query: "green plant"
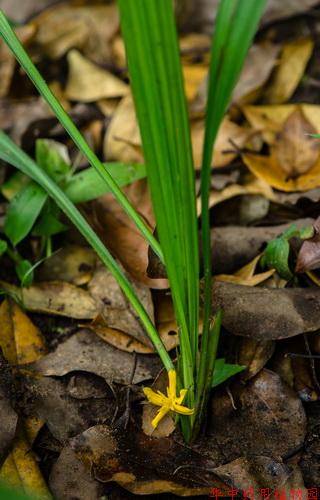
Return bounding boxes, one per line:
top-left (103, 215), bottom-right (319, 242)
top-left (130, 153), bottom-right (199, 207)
top-left (0, 0), bottom-right (265, 442)
top-left (1, 138), bottom-right (146, 285)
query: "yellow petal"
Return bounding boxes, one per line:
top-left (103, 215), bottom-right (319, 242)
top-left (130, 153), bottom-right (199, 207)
top-left (176, 389), bottom-right (188, 405)
top-left (143, 387), bottom-right (166, 407)
top-left (167, 369), bottom-right (177, 400)
top-left (151, 406), bottom-right (170, 429)
top-left (173, 403), bottom-right (194, 416)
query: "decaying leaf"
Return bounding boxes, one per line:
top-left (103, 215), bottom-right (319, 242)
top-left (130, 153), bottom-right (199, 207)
top-left (88, 265), bottom-right (154, 347)
top-left (31, 329), bottom-right (162, 385)
top-left (211, 281), bottom-right (320, 341)
top-left (0, 281), bottom-right (99, 319)
top-left (49, 448), bottom-right (103, 500)
top-left (31, 4), bottom-right (119, 63)
top-left (243, 109), bottom-right (320, 191)
top-left (237, 338), bottom-right (275, 381)
top-left (265, 38), bottom-right (314, 104)
top-left (65, 50), bottom-right (129, 103)
top-left (192, 43), bottom-right (280, 114)
top-left (296, 216), bottom-right (320, 273)
top-left (0, 352), bottom-right (18, 468)
top-left (37, 245), bottom-right (96, 286)
top-left (87, 179), bottom-right (168, 288)
top-left (215, 253), bottom-right (275, 286)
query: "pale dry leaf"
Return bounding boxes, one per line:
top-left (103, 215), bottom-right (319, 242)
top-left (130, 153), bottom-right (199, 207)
top-left (273, 108), bottom-right (320, 177)
top-left (265, 38), bottom-right (314, 104)
top-left (31, 4), bottom-right (119, 63)
top-left (215, 254), bottom-right (276, 286)
top-left (65, 50), bottom-right (129, 103)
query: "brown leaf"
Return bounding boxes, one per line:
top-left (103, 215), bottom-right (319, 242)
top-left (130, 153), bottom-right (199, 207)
top-left (49, 448), bottom-right (103, 500)
top-left (88, 179), bottom-right (168, 288)
top-left (237, 338), bottom-right (275, 381)
top-left (31, 329), bottom-right (162, 385)
top-left (0, 352), bottom-right (18, 468)
top-left (65, 50), bottom-right (129, 103)
top-left (215, 254), bottom-right (275, 287)
top-left (296, 216), bottom-right (320, 273)
top-left (211, 281), bottom-right (320, 341)
top-left (265, 38), bottom-right (314, 104)
top-left (88, 265), bottom-right (154, 348)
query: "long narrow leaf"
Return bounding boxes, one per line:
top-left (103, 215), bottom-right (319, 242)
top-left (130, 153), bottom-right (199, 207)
top-left (0, 10), bottom-right (163, 262)
top-left (0, 131), bottom-right (173, 372)
top-left (118, 0), bottom-right (199, 410)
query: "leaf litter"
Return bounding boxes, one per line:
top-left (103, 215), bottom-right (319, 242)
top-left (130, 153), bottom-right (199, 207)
top-left (1, 0), bottom-right (320, 497)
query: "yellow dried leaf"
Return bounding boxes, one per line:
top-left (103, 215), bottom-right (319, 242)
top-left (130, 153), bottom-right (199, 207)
top-left (0, 427), bottom-right (51, 500)
top-left (215, 254), bottom-right (275, 286)
top-left (65, 50), bottom-right (129, 103)
top-left (0, 300), bottom-right (46, 365)
top-left (242, 104), bottom-right (320, 144)
top-left (265, 38), bottom-right (314, 104)
top-left (182, 63), bottom-right (208, 102)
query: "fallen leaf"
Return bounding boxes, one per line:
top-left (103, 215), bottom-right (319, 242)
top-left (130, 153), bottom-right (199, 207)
top-left (88, 265), bottom-right (154, 347)
top-left (31, 329), bottom-right (162, 385)
top-left (296, 216), bottom-right (320, 272)
top-left (265, 38), bottom-right (314, 104)
top-left (87, 179), bottom-right (168, 288)
top-left (211, 219), bottom-right (315, 274)
top-left (0, 299), bottom-right (47, 364)
top-left (300, 402), bottom-right (320, 487)
top-left (191, 116), bottom-right (252, 169)
top-left (0, 352), bottom-right (18, 468)
top-left (192, 43), bottom-right (280, 113)
top-left (65, 50), bottom-right (129, 103)
top-left (243, 109), bottom-right (320, 191)
top-left (31, 4), bottom-right (119, 64)
top-left (37, 245), bottom-right (96, 286)
top-left (0, 281), bottom-right (99, 319)
top-left (237, 338), bottom-right (275, 381)
top-left (182, 63), bottom-right (208, 102)
top-left (215, 253), bottom-right (275, 286)
top-left (49, 448), bottom-right (103, 500)
top-left (0, 25), bottom-right (35, 98)
top-left (211, 281), bottom-right (320, 341)
top-left (242, 104), bottom-right (320, 145)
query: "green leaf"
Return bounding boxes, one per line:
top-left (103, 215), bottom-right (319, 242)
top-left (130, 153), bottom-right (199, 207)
top-left (118, 0), bottom-right (199, 407)
top-left (15, 259), bottom-right (34, 287)
top-left (0, 239), bottom-right (8, 256)
top-left (35, 139), bottom-right (70, 181)
top-left (63, 163), bottom-right (146, 203)
top-left (33, 207), bottom-right (67, 237)
top-left (261, 236), bottom-right (293, 280)
top-left (4, 181), bottom-right (48, 245)
top-left (212, 358), bottom-right (246, 388)
top-left (0, 483), bottom-right (33, 500)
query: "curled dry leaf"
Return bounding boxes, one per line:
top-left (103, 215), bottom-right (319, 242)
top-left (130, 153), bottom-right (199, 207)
top-left (211, 281), bottom-right (320, 341)
top-left (265, 38), bottom-right (314, 104)
top-left (31, 4), bottom-right (119, 63)
top-left (243, 109), bottom-right (320, 192)
top-left (65, 50), bottom-right (129, 103)
top-left (215, 254), bottom-right (275, 287)
top-left (31, 329), bottom-right (162, 385)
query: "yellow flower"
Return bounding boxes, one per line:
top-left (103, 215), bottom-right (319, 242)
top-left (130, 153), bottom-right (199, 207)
top-left (143, 369), bottom-right (194, 429)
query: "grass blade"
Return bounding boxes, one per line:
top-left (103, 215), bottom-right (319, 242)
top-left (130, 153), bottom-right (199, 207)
top-left (118, 2), bottom-right (199, 426)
